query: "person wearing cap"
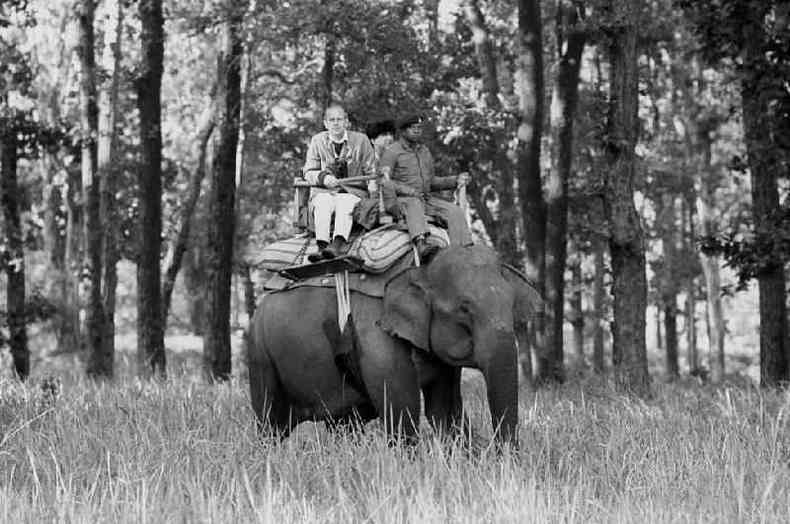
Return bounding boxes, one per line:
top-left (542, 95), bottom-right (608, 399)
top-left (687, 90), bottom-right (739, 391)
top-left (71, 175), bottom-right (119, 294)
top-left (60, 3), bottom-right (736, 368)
top-left (303, 103), bottom-right (376, 262)
top-left (378, 114), bottom-right (472, 258)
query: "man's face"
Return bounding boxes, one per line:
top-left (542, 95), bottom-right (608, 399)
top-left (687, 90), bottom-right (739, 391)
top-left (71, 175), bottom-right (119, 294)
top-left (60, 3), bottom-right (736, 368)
top-left (324, 108), bottom-right (348, 138)
top-left (402, 122), bottom-right (423, 142)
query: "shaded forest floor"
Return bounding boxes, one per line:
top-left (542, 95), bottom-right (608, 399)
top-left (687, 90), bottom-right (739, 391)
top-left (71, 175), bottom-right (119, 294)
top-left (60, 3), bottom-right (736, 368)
top-left (1, 356), bottom-right (789, 523)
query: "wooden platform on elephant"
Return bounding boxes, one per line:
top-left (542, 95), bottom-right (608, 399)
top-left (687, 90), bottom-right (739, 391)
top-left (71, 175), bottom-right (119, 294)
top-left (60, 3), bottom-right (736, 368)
top-left (278, 255), bottom-right (365, 281)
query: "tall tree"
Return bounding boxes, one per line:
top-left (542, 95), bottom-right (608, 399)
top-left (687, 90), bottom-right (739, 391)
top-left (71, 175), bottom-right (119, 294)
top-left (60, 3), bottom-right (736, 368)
top-left (679, 0), bottom-right (790, 386)
top-left (162, 102), bottom-right (215, 325)
top-left (136, 0), bottom-right (166, 377)
top-left (1, 124), bottom-right (29, 379)
top-left (98, 0), bottom-right (124, 373)
top-left (657, 192), bottom-right (680, 378)
top-left (602, 0), bottom-right (650, 395)
top-left (695, 117), bottom-right (725, 381)
top-left (77, 0), bottom-right (108, 378)
top-left (740, 6), bottom-right (789, 386)
top-left (545, 0), bottom-right (586, 383)
top-left (516, 0), bottom-right (549, 380)
top-left (203, 3), bottom-right (244, 381)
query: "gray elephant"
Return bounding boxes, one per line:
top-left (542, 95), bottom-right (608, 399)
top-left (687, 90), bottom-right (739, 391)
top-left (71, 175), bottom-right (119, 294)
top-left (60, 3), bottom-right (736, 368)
top-left (247, 244), bottom-right (541, 444)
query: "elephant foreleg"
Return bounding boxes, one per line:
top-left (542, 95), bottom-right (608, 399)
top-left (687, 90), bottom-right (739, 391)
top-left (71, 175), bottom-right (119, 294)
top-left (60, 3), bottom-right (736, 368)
top-left (422, 366), bottom-right (469, 438)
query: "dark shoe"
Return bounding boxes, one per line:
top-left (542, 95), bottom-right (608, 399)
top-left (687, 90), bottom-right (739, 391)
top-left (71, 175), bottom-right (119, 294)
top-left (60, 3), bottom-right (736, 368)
top-left (308, 241), bottom-right (329, 263)
top-left (322, 236), bottom-right (348, 259)
top-left (415, 238), bottom-right (439, 263)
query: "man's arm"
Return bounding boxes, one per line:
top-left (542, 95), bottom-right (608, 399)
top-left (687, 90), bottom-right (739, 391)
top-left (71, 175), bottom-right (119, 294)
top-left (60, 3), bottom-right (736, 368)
top-left (426, 150), bottom-right (458, 190)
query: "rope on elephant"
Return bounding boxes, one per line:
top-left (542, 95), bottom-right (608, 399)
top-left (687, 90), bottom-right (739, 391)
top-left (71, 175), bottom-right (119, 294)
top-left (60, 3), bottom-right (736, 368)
top-left (335, 270), bottom-right (351, 331)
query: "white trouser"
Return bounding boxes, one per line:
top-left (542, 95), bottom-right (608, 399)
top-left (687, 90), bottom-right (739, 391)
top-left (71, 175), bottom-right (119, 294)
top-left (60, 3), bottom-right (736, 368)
top-left (310, 192), bottom-right (361, 243)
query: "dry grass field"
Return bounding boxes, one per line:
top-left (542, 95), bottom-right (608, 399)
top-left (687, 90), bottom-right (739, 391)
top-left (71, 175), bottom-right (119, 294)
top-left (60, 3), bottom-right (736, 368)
top-left (2, 347), bottom-right (789, 523)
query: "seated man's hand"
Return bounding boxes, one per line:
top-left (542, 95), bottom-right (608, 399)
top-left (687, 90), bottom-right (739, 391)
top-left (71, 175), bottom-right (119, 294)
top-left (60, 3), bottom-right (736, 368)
top-left (457, 172), bottom-right (471, 187)
top-left (323, 174), bottom-right (339, 188)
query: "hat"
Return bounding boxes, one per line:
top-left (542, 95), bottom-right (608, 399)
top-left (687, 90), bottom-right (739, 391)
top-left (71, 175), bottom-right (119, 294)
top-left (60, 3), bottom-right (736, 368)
top-left (396, 113), bottom-right (423, 130)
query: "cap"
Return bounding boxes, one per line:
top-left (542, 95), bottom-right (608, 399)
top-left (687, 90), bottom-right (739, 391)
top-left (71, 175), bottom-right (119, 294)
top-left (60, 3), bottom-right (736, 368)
top-left (396, 113), bottom-right (423, 130)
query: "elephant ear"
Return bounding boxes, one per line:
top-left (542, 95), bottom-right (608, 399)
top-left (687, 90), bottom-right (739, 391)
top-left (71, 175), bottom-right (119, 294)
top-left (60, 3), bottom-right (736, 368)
top-left (379, 267), bottom-right (431, 351)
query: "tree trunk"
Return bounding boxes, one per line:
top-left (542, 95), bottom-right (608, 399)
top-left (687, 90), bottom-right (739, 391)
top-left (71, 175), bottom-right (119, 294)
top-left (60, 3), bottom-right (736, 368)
top-left (740, 15), bottom-right (789, 386)
top-left (592, 236), bottom-right (605, 373)
top-left (1, 133), bottom-right (29, 379)
top-left (659, 193), bottom-right (679, 379)
top-left (697, 127), bottom-right (725, 382)
top-left (78, 0), bottom-right (108, 378)
top-left (516, 0), bottom-right (549, 381)
top-left (184, 243), bottom-right (206, 335)
top-left (41, 155), bottom-right (75, 354)
top-left (63, 161), bottom-right (83, 353)
top-left (655, 306), bottom-right (662, 350)
top-left (98, 0), bottom-right (124, 378)
top-left (681, 197), bottom-right (698, 374)
top-left (602, 1), bottom-right (650, 396)
top-left (569, 256), bottom-right (584, 367)
top-left (203, 7), bottom-right (243, 382)
top-left (162, 105), bottom-right (215, 326)
top-left (545, 1), bottom-right (585, 383)
top-left (136, 0), bottom-right (166, 377)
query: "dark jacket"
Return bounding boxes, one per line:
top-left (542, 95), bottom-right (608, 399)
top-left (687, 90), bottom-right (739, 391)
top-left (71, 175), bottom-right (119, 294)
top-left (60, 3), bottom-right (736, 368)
top-left (378, 138), bottom-right (457, 197)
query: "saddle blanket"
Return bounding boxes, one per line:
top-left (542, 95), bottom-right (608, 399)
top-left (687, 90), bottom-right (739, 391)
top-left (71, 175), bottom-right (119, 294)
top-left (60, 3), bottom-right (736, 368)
top-left (251, 224), bottom-right (450, 274)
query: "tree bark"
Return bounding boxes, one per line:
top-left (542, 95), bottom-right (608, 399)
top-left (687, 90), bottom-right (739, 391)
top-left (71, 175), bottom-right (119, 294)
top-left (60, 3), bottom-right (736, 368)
top-left (696, 125), bottom-right (725, 382)
top-left (681, 197), bottom-right (698, 375)
top-left (740, 14), bottom-right (789, 386)
top-left (569, 256), bottom-right (584, 367)
top-left (1, 133), bottom-right (29, 379)
top-left (602, 1), bottom-right (650, 396)
top-left (592, 236), bottom-right (605, 373)
top-left (203, 7), bottom-right (243, 382)
top-left (136, 0), bottom-right (166, 377)
top-left (97, 0), bottom-right (124, 378)
top-left (184, 242), bottom-right (206, 335)
top-left (658, 193), bottom-right (679, 379)
top-left (77, 0), bottom-right (108, 378)
top-left (545, 0), bottom-right (585, 383)
top-left (516, 0), bottom-right (549, 381)
top-left (162, 105), bottom-right (215, 326)
top-left (64, 159), bottom-right (83, 353)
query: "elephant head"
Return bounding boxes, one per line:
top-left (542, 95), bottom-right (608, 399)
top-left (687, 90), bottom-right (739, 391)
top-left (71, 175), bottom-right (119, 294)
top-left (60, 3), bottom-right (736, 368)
top-left (379, 245), bottom-right (542, 443)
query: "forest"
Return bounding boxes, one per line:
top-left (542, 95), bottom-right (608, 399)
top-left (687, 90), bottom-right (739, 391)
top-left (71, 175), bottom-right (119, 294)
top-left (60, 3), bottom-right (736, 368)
top-left (1, 0), bottom-right (790, 521)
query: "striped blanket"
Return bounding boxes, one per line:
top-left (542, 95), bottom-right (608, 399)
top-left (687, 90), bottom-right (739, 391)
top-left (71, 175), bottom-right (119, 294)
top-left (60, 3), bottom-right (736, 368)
top-left (251, 224), bottom-right (450, 274)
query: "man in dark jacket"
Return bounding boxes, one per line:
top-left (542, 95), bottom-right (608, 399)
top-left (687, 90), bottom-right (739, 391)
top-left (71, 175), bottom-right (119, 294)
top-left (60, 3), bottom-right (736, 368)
top-left (379, 114), bottom-right (472, 258)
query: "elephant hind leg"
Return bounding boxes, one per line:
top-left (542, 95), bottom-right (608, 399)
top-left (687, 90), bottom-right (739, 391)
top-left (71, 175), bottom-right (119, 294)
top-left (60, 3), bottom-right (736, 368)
top-left (248, 343), bottom-right (295, 439)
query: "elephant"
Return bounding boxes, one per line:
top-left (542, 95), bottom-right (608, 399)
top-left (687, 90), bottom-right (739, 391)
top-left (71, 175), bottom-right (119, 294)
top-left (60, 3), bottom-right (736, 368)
top-left (247, 244), bottom-right (542, 445)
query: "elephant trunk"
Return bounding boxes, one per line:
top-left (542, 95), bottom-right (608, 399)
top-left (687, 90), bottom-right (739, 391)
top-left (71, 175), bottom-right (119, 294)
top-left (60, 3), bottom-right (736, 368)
top-left (479, 329), bottom-right (519, 445)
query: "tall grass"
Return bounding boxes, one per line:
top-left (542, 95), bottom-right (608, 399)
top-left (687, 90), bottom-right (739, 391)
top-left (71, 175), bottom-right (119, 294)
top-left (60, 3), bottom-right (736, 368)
top-left (1, 369), bottom-right (788, 523)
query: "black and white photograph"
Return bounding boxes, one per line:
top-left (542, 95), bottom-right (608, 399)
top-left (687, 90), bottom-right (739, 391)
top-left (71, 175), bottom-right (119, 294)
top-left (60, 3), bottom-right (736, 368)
top-left (1, 0), bottom-right (789, 521)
